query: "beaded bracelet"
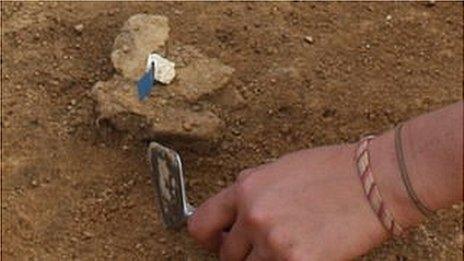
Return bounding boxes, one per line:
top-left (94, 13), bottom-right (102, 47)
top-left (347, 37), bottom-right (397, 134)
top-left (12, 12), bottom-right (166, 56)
top-left (355, 136), bottom-right (403, 236)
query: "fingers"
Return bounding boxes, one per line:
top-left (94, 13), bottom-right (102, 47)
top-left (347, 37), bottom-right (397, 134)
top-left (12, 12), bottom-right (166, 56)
top-left (236, 168), bottom-right (255, 183)
top-left (188, 185), bottom-right (237, 251)
top-left (220, 219), bottom-right (252, 261)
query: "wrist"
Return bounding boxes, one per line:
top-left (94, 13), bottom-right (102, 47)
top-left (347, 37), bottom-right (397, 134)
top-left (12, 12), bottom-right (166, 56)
top-left (401, 114), bottom-right (463, 210)
top-left (369, 130), bottom-right (423, 229)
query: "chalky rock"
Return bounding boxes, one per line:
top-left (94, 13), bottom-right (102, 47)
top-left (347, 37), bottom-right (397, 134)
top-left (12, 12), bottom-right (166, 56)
top-left (92, 76), bottom-right (223, 140)
top-left (112, 14), bottom-right (169, 81)
top-left (147, 53), bottom-right (176, 84)
top-left (92, 14), bottom-right (242, 141)
top-left (170, 58), bottom-right (235, 102)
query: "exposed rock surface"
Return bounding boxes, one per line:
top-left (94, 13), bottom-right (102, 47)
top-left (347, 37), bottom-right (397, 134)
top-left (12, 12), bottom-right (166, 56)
top-left (92, 14), bottom-right (242, 141)
top-left (111, 14), bottom-right (169, 81)
top-left (92, 76), bottom-right (224, 140)
top-left (169, 58), bottom-right (235, 102)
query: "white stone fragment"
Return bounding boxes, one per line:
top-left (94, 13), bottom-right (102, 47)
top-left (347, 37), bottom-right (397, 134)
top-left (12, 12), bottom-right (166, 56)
top-left (147, 53), bottom-right (176, 84)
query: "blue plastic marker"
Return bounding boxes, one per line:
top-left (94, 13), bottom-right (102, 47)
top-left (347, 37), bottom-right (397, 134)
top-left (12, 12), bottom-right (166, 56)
top-left (137, 63), bottom-right (155, 100)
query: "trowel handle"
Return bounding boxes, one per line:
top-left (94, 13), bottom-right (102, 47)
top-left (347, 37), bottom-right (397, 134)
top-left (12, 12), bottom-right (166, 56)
top-left (185, 203), bottom-right (195, 218)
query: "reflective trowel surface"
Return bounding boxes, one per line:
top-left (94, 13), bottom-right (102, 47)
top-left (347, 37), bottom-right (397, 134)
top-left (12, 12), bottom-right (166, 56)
top-left (147, 142), bottom-right (195, 229)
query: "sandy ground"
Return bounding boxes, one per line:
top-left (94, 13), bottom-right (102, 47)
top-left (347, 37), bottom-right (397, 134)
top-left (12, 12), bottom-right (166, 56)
top-left (1, 2), bottom-right (463, 260)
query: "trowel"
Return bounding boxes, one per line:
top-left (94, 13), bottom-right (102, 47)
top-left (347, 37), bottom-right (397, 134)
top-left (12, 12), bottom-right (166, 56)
top-left (147, 142), bottom-right (195, 229)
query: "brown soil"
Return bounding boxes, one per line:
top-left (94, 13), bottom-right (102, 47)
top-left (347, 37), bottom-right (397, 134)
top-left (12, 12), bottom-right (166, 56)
top-left (1, 2), bottom-right (462, 260)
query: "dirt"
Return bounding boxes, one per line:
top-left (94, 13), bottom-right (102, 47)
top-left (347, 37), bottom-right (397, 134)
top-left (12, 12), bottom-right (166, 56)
top-left (1, 2), bottom-right (462, 260)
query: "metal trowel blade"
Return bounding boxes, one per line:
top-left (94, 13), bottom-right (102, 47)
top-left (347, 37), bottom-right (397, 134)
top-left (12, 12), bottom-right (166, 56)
top-left (147, 142), bottom-right (194, 229)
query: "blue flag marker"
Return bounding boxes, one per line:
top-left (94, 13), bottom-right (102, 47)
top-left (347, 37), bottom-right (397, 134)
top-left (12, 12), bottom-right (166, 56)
top-left (137, 64), bottom-right (155, 100)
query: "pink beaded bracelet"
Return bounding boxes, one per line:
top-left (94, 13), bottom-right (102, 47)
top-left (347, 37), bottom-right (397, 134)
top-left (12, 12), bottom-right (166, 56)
top-left (355, 136), bottom-right (403, 236)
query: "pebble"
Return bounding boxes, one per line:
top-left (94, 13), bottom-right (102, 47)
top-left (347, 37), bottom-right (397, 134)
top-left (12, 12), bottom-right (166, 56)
top-left (221, 142), bottom-right (230, 151)
top-left (83, 231), bottom-right (94, 239)
top-left (455, 233), bottom-right (463, 245)
top-left (217, 180), bottom-right (225, 187)
top-left (182, 121), bottom-right (193, 132)
top-left (304, 36), bottom-right (314, 44)
top-left (31, 180), bottom-right (39, 187)
top-left (159, 99), bottom-right (167, 106)
top-left (174, 245), bottom-right (183, 253)
top-left (123, 200), bottom-right (134, 208)
top-left (122, 145), bottom-right (129, 151)
top-left (192, 104), bottom-right (201, 111)
top-left (386, 15), bottom-right (392, 21)
top-left (122, 45), bottom-right (130, 53)
top-left (281, 125), bottom-right (290, 134)
top-left (266, 47), bottom-right (277, 55)
top-left (74, 23), bottom-right (84, 33)
top-left (158, 237), bottom-right (167, 243)
top-left (70, 99), bottom-right (77, 106)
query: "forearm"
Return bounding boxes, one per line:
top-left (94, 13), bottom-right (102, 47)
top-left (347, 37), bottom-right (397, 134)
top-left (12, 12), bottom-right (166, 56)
top-left (403, 101), bottom-right (463, 209)
top-left (189, 101), bottom-right (462, 259)
top-left (370, 101), bottom-right (463, 228)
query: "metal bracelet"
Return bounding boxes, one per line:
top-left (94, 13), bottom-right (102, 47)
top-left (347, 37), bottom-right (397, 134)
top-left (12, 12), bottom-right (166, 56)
top-left (395, 123), bottom-right (435, 217)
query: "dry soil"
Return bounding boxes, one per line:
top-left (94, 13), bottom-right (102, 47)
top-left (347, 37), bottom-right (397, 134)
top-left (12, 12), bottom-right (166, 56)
top-left (1, 2), bottom-right (463, 260)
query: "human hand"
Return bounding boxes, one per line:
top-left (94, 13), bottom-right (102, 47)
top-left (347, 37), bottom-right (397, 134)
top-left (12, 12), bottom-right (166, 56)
top-left (188, 144), bottom-right (390, 260)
